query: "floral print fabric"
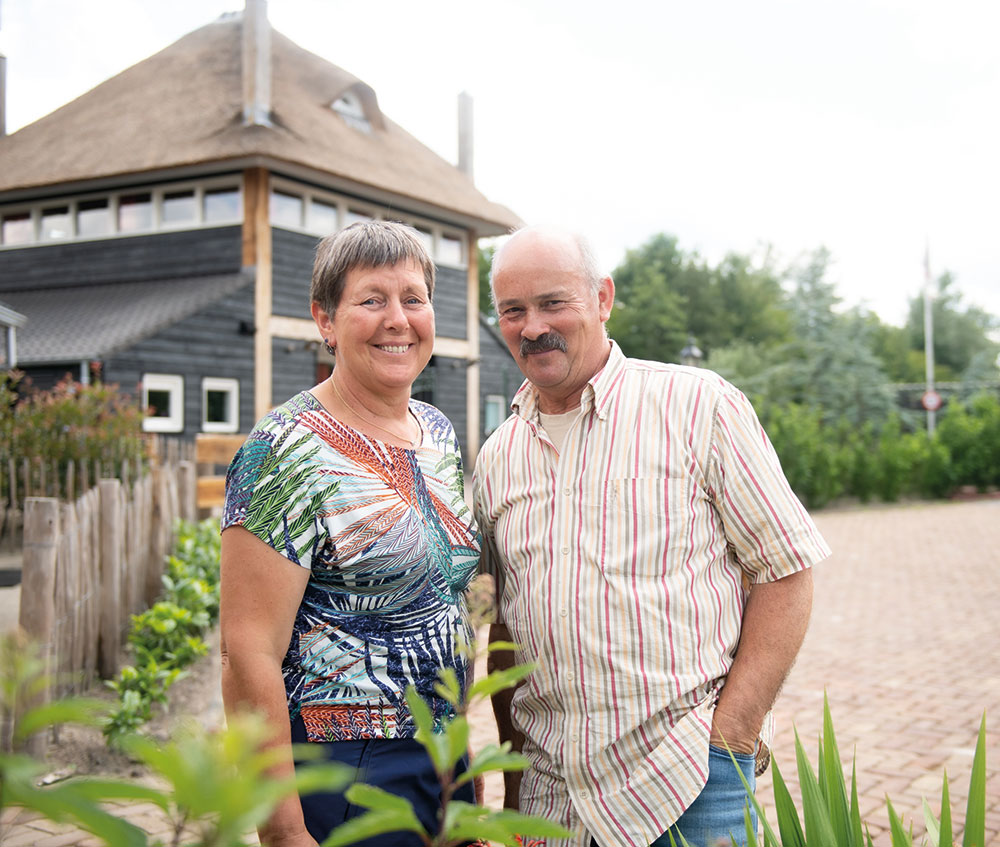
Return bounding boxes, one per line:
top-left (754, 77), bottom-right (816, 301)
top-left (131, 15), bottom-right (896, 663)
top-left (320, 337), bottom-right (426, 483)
top-left (223, 391), bottom-right (479, 741)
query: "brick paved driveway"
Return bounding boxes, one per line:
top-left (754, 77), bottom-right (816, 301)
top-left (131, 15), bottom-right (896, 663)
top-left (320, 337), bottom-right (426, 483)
top-left (2, 499), bottom-right (998, 845)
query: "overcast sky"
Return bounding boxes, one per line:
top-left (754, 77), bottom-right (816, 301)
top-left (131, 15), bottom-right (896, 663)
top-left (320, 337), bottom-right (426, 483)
top-left (2, 0), bottom-right (998, 328)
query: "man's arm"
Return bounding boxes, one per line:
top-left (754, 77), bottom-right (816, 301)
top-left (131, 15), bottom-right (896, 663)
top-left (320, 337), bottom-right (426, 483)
top-left (487, 622), bottom-right (526, 810)
top-left (709, 568), bottom-right (813, 755)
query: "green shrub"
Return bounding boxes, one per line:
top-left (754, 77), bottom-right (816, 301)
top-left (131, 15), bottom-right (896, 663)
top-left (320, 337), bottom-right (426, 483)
top-left (104, 519), bottom-right (220, 743)
top-left (0, 371), bottom-right (147, 504)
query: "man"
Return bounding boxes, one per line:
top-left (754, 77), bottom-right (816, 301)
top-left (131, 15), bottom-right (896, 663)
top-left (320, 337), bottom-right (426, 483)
top-left (472, 227), bottom-right (831, 847)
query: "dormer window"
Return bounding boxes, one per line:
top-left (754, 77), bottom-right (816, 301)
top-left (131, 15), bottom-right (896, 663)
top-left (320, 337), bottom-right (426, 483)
top-left (331, 91), bottom-right (371, 133)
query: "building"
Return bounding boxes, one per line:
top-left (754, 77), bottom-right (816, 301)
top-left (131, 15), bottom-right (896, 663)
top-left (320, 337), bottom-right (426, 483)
top-left (0, 1), bottom-right (520, 460)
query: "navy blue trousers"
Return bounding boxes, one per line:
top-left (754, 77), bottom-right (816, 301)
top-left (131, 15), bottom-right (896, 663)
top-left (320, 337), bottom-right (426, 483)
top-left (291, 716), bottom-right (475, 846)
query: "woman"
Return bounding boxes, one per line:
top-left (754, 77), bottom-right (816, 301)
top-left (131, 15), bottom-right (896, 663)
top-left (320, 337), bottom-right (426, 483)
top-left (220, 221), bottom-right (480, 847)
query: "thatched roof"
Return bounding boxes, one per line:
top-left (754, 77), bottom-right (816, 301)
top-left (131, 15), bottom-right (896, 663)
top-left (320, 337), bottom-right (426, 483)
top-left (0, 13), bottom-right (520, 235)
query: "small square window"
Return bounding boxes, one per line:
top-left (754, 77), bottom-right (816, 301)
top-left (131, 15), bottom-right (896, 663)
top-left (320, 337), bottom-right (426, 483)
top-left (201, 377), bottom-right (240, 433)
top-left (77, 199), bottom-right (112, 237)
top-left (142, 374), bottom-right (184, 433)
top-left (40, 206), bottom-right (71, 241)
top-left (438, 233), bottom-right (464, 266)
top-left (119, 193), bottom-right (153, 232)
top-left (2, 212), bottom-right (33, 245)
top-left (307, 199), bottom-right (339, 235)
top-left (484, 394), bottom-right (508, 435)
top-left (271, 190), bottom-right (304, 229)
top-left (204, 187), bottom-right (242, 223)
top-left (162, 191), bottom-right (197, 226)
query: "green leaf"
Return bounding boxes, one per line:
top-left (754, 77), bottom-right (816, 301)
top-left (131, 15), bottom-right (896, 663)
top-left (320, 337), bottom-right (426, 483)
top-left (820, 693), bottom-right (854, 847)
top-left (13, 697), bottom-right (108, 739)
top-left (794, 727), bottom-right (839, 846)
top-left (404, 686), bottom-right (449, 773)
top-left (770, 755), bottom-right (806, 847)
top-left (468, 663), bottom-right (536, 700)
top-left (321, 809), bottom-right (425, 847)
top-left (433, 666), bottom-right (462, 706)
top-left (922, 797), bottom-right (942, 847)
top-left (456, 745), bottom-right (531, 785)
top-left (345, 783), bottom-right (421, 816)
top-left (886, 796), bottom-right (914, 846)
top-left (446, 715), bottom-right (471, 771)
top-left (938, 768), bottom-right (952, 847)
top-left (486, 640), bottom-right (521, 653)
top-left (962, 713), bottom-right (987, 847)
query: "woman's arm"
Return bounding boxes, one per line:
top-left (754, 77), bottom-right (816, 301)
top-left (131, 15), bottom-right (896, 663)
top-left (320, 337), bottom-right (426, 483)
top-left (220, 526), bottom-right (314, 847)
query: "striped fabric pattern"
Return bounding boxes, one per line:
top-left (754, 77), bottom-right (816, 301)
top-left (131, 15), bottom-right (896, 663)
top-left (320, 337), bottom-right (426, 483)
top-left (473, 342), bottom-right (831, 847)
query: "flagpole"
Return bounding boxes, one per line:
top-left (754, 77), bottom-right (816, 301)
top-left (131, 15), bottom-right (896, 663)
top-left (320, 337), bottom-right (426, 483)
top-left (923, 241), bottom-right (936, 435)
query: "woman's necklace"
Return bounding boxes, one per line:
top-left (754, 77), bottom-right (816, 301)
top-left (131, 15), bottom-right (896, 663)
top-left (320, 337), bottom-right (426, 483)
top-left (329, 376), bottom-right (418, 449)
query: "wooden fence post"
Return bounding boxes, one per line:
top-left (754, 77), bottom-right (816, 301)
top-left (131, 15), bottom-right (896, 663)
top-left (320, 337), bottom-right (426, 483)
top-left (178, 460), bottom-right (196, 523)
top-left (98, 479), bottom-right (123, 679)
top-left (19, 497), bottom-right (60, 757)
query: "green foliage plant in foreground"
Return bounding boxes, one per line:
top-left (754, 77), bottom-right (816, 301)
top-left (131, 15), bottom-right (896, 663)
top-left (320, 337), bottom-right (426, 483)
top-left (105, 518), bottom-right (221, 743)
top-left (707, 695), bottom-right (988, 847)
top-left (2, 630), bottom-right (352, 847)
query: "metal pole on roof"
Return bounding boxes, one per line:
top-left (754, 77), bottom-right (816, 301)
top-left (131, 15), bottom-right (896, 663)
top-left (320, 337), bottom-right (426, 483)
top-left (458, 91), bottom-right (474, 181)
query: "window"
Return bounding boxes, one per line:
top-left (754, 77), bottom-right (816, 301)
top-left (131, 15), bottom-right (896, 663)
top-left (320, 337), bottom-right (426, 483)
top-left (201, 377), bottom-right (239, 433)
top-left (1, 212), bottom-right (32, 245)
top-left (345, 208), bottom-right (373, 227)
top-left (142, 374), bottom-right (184, 433)
top-left (161, 190), bottom-right (197, 226)
top-left (307, 198), bottom-right (338, 235)
top-left (414, 227), bottom-right (433, 252)
top-left (118, 192), bottom-right (153, 232)
top-left (76, 198), bottom-right (111, 237)
top-left (331, 91), bottom-right (371, 133)
top-left (438, 233), bottom-right (464, 266)
top-left (204, 187), bottom-right (241, 223)
top-left (40, 206), bottom-right (71, 240)
top-left (270, 190), bottom-right (304, 228)
top-left (484, 394), bottom-right (508, 435)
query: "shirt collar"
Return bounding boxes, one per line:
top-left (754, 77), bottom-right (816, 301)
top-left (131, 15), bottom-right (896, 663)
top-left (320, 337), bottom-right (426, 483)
top-left (510, 340), bottom-right (626, 424)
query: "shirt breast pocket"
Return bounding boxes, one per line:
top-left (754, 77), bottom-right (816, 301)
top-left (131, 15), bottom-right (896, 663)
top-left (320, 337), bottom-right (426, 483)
top-left (600, 477), bottom-right (699, 577)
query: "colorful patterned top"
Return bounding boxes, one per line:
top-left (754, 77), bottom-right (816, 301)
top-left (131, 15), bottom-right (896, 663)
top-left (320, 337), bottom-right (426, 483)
top-left (222, 390), bottom-right (480, 742)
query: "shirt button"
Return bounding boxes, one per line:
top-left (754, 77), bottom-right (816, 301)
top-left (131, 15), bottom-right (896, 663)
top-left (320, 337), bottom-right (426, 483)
top-left (563, 487), bottom-right (572, 496)
top-left (559, 607), bottom-right (568, 617)
top-left (570, 733), bottom-right (579, 742)
top-left (565, 671), bottom-right (574, 681)
top-left (579, 790), bottom-right (589, 799)
top-left (561, 546), bottom-right (569, 555)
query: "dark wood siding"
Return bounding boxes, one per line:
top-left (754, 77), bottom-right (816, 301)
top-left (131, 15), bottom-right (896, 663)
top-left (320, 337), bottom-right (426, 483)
top-left (431, 356), bottom-right (469, 462)
top-left (272, 337), bottom-right (317, 407)
top-left (272, 228), bottom-right (317, 319)
top-left (478, 319), bottom-right (521, 448)
top-left (103, 280), bottom-right (255, 440)
top-left (434, 266), bottom-right (467, 339)
top-left (0, 227), bottom-right (243, 292)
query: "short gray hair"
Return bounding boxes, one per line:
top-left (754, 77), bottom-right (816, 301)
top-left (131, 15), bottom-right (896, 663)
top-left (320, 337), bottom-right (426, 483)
top-left (489, 227), bottom-right (604, 307)
top-left (311, 220), bottom-right (435, 316)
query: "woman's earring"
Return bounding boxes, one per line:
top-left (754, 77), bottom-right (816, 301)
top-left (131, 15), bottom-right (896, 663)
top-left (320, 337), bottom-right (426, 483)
top-left (324, 339), bottom-right (336, 356)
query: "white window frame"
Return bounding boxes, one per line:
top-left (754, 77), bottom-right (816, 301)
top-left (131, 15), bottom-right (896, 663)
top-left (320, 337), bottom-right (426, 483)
top-left (268, 177), bottom-right (469, 268)
top-left (142, 373), bottom-right (184, 433)
top-left (0, 177), bottom-right (242, 249)
top-left (484, 394), bottom-right (508, 435)
top-left (201, 377), bottom-right (240, 433)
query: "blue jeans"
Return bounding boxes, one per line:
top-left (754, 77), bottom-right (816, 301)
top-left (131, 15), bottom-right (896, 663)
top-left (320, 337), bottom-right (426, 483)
top-left (651, 745), bottom-right (757, 847)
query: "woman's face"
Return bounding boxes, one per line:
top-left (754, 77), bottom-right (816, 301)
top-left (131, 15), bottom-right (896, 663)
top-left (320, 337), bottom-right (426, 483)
top-left (316, 259), bottom-right (435, 398)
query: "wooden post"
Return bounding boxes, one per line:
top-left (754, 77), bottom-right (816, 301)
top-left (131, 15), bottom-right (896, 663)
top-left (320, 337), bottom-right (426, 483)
top-left (178, 460), bottom-right (196, 523)
top-left (19, 497), bottom-right (60, 756)
top-left (98, 479), bottom-right (122, 678)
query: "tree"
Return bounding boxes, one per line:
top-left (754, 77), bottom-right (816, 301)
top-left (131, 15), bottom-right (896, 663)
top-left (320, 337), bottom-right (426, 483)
top-left (477, 244), bottom-right (496, 322)
top-left (905, 272), bottom-right (1000, 379)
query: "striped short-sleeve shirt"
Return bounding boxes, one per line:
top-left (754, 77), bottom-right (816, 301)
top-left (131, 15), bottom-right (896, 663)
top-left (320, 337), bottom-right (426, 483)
top-left (473, 342), bottom-right (831, 847)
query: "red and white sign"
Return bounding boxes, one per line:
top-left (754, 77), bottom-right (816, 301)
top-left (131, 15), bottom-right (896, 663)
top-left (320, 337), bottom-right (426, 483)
top-left (922, 390), bottom-right (942, 411)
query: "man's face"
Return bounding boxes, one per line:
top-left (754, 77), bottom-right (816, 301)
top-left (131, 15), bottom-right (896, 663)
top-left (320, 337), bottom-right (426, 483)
top-left (492, 232), bottom-right (614, 413)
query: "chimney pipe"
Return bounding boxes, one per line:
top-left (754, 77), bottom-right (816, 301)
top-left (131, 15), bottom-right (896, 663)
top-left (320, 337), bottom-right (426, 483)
top-left (458, 91), bottom-right (473, 181)
top-left (242, 0), bottom-right (272, 126)
top-left (0, 54), bottom-right (7, 137)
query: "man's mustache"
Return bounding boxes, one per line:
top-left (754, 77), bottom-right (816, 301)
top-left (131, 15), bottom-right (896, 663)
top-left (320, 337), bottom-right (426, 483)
top-left (520, 332), bottom-right (568, 357)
